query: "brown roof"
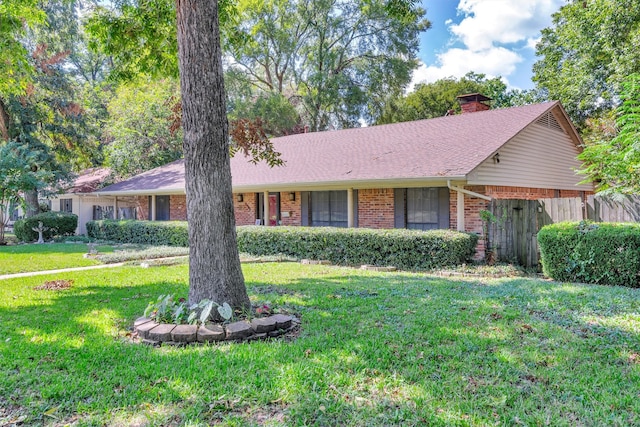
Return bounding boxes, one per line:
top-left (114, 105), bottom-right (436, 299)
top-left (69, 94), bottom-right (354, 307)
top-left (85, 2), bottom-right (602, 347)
top-left (65, 167), bottom-right (112, 193)
top-left (98, 101), bottom-right (564, 194)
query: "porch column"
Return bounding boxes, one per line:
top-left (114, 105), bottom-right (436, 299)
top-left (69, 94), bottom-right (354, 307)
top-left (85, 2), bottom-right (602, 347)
top-left (457, 190), bottom-right (464, 231)
top-left (347, 188), bottom-right (354, 228)
top-left (151, 195), bottom-right (156, 221)
top-left (263, 191), bottom-right (269, 226)
top-left (113, 197), bottom-right (118, 220)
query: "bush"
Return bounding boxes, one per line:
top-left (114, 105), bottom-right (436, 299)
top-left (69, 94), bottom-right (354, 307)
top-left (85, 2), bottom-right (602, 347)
top-left (538, 221), bottom-right (640, 287)
top-left (14, 212), bottom-right (78, 242)
top-left (236, 226), bottom-right (478, 270)
top-left (87, 220), bottom-right (189, 246)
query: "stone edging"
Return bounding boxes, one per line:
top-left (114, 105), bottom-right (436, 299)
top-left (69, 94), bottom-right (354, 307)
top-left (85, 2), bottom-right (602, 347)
top-left (134, 314), bottom-right (299, 347)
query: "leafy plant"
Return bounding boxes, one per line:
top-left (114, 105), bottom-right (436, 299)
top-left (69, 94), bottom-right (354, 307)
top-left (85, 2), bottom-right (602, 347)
top-left (144, 294), bottom-right (233, 325)
top-left (538, 221), bottom-right (640, 287)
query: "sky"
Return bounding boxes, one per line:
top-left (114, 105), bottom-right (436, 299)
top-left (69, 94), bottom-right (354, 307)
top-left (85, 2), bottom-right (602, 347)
top-left (412, 0), bottom-right (566, 91)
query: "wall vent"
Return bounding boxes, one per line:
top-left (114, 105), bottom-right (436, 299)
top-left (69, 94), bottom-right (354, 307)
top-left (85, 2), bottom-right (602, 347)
top-left (536, 111), bottom-right (564, 133)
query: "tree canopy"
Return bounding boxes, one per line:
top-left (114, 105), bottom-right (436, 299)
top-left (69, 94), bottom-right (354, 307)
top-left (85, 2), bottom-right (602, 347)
top-left (533, 0), bottom-right (640, 126)
top-left (104, 78), bottom-right (183, 179)
top-left (230, 0), bottom-right (429, 130)
top-left (578, 74), bottom-right (640, 194)
top-left (375, 73), bottom-right (541, 124)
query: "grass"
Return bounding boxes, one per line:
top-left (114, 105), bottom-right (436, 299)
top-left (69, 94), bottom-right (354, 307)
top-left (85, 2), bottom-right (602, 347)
top-left (0, 243), bottom-right (115, 275)
top-left (0, 261), bottom-right (639, 426)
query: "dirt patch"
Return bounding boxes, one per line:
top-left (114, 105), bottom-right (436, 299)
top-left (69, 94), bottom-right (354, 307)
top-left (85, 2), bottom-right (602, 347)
top-left (34, 279), bottom-right (74, 291)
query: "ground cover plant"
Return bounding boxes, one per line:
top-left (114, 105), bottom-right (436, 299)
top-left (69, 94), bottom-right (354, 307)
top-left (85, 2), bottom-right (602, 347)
top-left (0, 243), bottom-right (115, 275)
top-left (1, 262), bottom-right (639, 426)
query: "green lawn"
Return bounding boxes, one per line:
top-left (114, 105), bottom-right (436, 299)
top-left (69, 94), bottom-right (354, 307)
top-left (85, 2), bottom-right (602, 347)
top-left (0, 243), bottom-right (115, 275)
top-left (1, 263), bottom-right (639, 426)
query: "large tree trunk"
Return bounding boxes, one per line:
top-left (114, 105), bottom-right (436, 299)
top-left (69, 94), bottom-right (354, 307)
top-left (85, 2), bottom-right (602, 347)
top-left (24, 189), bottom-right (39, 218)
top-left (176, 0), bottom-right (250, 310)
top-left (0, 98), bottom-right (9, 142)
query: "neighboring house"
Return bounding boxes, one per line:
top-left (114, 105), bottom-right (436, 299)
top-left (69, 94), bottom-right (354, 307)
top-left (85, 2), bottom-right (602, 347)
top-left (49, 168), bottom-right (137, 235)
top-left (95, 95), bottom-right (593, 255)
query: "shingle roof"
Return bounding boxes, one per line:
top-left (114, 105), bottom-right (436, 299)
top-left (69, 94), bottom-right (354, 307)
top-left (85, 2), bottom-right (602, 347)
top-left (65, 167), bottom-right (112, 193)
top-left (98, 101), bottom-right (561, 194)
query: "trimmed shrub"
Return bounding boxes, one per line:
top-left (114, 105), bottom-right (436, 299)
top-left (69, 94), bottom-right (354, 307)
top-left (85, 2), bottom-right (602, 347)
top-left (86, 221), bottom-right (477, 269)
top-left (236, 226), bottom-right (478, 270)
top-left (14, 212), bottom-right (78, 242)
top-left (538, 221), bottom-right (640, 287)
top-left (86, 220), bottom-right (189, 246)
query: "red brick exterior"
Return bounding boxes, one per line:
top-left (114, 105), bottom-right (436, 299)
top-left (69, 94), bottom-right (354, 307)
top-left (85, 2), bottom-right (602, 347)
top-left (280, 192), bottom-right (302, 226)
top-left (135, 185), bottom-right (586, 261)
top-left (170, 195), bottom-right (187, 220)
top-left (137, 196), bottom-right (149, 220)
top-left (233, 193), bottom-right (258, 226)
top-left (358, 188), bottom-right (395, 229)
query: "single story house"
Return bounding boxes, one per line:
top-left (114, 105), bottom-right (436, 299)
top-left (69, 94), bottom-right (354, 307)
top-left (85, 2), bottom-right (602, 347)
top-left (95, 95), bottom-right (593, 255)
top-left (49, 167), bottom-right (137, 235)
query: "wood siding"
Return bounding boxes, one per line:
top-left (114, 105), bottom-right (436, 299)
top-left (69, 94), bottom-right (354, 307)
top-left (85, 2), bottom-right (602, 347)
top-left (468, 123), bottom-right (592, 191)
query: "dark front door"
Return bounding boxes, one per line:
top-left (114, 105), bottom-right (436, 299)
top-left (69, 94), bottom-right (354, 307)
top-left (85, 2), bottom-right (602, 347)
top-left (156, 195), bottom-right (170, 221)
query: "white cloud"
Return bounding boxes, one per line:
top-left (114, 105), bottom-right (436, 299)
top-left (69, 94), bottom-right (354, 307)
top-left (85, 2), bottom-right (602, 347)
top-left (409, 47), bottom-right (520, 91)
top-left (451, 0), bottom-right (562, 51)
top-left (411, 0), bottom-right (564, 90)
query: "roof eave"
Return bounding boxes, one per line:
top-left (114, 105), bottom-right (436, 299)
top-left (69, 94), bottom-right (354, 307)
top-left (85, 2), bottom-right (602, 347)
top-left (95, 176), bottom-right (469, 196)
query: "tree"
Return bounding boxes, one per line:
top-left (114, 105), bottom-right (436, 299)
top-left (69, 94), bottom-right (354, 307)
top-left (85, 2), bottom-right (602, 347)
top-left (0, 142), bottom-right (52, 244)
top-left (375, 73), bottom-right (538, 124)
top-left (533, 0), bottom-right (640, 126)
top-left (176, 0), bottom-right (250, 309)
top-left (1, 1), bottom-right (104, 216)
top-left (578, 74), bottom-right (640, 194)
top-left (230, 0), bottom-right (430, 130)
top-left (104, 79), bottom-right (183, 179)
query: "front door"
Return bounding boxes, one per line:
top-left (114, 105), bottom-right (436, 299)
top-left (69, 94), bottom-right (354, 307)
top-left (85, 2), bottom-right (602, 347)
top-left (256, 193), bottom-right (280, 225)
top-left (269, 193), bottom-right (279, 226)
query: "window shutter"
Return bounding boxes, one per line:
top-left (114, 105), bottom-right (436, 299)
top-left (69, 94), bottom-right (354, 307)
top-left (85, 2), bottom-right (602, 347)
top-left (438, 188), bottom-right (450, 229)
top-left (394, 189), bottom-right (406, 229)
top-left (353, 189), bottom-right (358, 228)
top-left (301, 191), bottom-right (310, 226)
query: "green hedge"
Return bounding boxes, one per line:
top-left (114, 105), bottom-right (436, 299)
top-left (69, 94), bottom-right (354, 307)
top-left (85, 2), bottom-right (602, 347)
top-left (236, 226), bottom-right (478, 270)
top-left (14, 212), bottom-right (78, 242)
top-left (86, 220), bottom-right (189, 246)
top-left (85, 221), bottom-right (478, 270)
top-left (538, 221), bottom-right (640, 287)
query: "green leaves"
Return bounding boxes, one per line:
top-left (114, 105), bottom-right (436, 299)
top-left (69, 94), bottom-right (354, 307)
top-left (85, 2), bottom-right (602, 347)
top-left (104, 79), bottom-right (183, 179)
top-left (578, 73), bottom-right (640, 194)
top-left (533, 0), bottom-right (640, 126)
top-left (538, 221), bottom-right (640, 287)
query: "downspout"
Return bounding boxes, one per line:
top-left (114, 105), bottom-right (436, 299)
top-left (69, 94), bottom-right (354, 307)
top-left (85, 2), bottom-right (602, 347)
top-left (447, 180), bottom-right (492, 232)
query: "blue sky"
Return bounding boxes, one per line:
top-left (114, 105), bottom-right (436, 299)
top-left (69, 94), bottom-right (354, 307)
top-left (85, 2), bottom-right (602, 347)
top-left (412, 0), bottom-right (565, 90)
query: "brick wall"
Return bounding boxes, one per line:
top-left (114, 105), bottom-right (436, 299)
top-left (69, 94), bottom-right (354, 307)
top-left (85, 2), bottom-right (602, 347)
top-left (170, 195), bottom-right (187, 220)
top-left (358, 188), bottom-right (395, 229)
top-left (233, 193), bottom-right (258, 226)
top-left (280, 192), bottom-right (302, 226)
top-left (137, 196), bottom-right (149, 220)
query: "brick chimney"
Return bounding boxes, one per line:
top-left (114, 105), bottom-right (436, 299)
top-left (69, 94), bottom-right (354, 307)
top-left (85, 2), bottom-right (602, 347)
top-left (456, 93), bottom-right (492, 113)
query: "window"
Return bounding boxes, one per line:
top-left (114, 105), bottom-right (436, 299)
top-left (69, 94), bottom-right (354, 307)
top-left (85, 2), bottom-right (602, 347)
top-left (395, 187), bottom-right (449, 230)
top-left (93, 205), bottom-right (115, 220)
top-left (311, 191), bottom-right (347, 227)
top-left (407, 188), bottom-right (439, 230)
top-left (119, 207), bottom-right (137, 219)
top-left (60, 198), bottom-right (73, 213)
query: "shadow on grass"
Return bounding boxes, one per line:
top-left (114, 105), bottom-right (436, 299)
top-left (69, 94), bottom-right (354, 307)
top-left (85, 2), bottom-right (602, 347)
top-left (0, 264), bottom-right (639, 426)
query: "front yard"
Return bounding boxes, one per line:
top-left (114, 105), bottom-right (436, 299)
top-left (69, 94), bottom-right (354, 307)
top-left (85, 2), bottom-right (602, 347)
top-left (0, 256), bottom-right (639, 425)
top-left (0, 243), bottom-right (114, 275)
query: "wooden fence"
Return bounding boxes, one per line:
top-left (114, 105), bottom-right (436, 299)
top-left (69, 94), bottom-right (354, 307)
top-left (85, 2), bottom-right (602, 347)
top-left (487, 195), bottom-right (640, 268)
